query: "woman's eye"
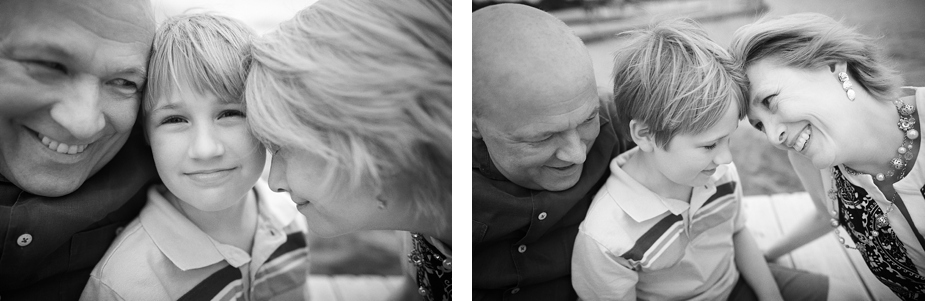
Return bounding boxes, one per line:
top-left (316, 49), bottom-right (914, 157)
top-left (219, 109), bottom-right (246, 119)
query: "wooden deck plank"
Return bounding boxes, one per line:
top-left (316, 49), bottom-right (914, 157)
top-left (309, 275), bottom-right (343, 301)
top-left (328, 275), bottom-right (402, 301)
top-left (768, 193), bottom-right (869, 300)
top-left (837, 228), bottom-right (902, 301)
top-left (741, 194), bottom-right (794, 267)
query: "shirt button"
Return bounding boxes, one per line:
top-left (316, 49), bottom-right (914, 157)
top-left (115, 226), bottom-right (125, 236)
top-left (17, 234), bottom-right (33, 247)
top-left (538, 212), bottom-right (547, 220)
top-left (511, 287), bottom-right (520, 294)
top-left (518, 244), bottom-right (527, 253)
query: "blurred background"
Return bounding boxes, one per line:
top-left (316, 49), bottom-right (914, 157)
top-left (150, 0), bottom-right (407, 277)
top-left (474, 0), bottom-right (925, 196)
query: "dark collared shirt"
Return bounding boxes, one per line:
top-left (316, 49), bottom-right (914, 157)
top-left (0, 125), bottom-right (156, 300)
top-left (473, 100), bottom-right (631, 301)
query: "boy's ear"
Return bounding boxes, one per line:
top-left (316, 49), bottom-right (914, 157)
top-left (629, 119), bottom-right (655, 152)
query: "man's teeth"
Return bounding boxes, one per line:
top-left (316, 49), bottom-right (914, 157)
top-left (40, 135), bottom-right (88, 155)
top-left (795, 127), bottom-right (811, 152)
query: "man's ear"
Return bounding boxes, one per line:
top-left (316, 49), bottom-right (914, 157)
top-left (473, 117), bottom-right (483, 139)
top-left (629, 119), bottom-right (655, 152)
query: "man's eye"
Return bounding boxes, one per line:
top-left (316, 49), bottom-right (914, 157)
top-left (110, 79), bottom-right (140, 94)
top-left (23, 60), bottom-right (67, 74)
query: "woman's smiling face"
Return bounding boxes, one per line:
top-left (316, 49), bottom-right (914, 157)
top-left (745, 58), bottom-right (854, 169)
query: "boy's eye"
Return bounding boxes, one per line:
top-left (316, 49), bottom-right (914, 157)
top-left (704, 143), bottom-right (717, 150)
top-left (753, 122), bottom-right (764, 132)
top-left (161, 116), bottom-right (186, 125)
top-left (219, 109), bottom-right (246, 119)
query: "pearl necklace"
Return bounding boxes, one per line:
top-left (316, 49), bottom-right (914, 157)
top-left (830, 99), bottom-right (917, 249)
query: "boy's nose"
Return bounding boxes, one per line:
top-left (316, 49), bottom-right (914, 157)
top-left (189, 127), bottom-right (225, 159)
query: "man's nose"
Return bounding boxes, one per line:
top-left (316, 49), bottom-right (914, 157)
top-left (555, 129), bottom-right (587, 165)
top-left (50, 79), bottom-right (105, 140)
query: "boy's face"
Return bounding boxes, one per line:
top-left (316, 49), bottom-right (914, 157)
top-left (651, 101), bottom-right (740, 188)
top-left (146, 87), bottom-right (266, 211)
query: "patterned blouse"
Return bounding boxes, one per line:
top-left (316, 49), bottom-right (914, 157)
top-left (823, 87), bottom-right (925, 300)
top-left (409, 233), bottom-right (452, 301)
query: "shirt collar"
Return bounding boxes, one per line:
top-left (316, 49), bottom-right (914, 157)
top-left (140, 179), bottom-right (295, 271)
top-left (605, 147), bottom-right (690, 222)
top-left (140, 185), bottom-right (227, 271)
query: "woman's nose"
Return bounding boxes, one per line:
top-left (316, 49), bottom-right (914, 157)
top-left (268, 155), bottom-right (290, 193)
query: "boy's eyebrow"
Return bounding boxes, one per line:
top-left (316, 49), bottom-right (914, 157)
top-left (151, 103), bottom-right (180, 114)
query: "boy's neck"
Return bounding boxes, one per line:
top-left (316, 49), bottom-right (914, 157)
top-left (622, 150), bottom-right (693, 203)
top-left (168, 188), bottom-right (259, 254)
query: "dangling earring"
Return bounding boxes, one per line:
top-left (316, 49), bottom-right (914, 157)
top-left (377, 197), bottom-right (387, 210)
top-left (838, 72), bottom-right (856, 101)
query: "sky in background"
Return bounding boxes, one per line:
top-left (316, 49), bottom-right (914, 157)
top-left (151, 0), bottom-right (318, 33)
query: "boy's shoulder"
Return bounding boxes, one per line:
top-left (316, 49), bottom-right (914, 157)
top-left (89, 216), bottom-right (162, 292)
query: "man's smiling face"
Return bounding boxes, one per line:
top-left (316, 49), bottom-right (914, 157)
top-left (0, 0), bottom-right (154, 196)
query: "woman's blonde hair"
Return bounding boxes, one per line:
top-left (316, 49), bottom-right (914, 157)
top-left (144, 13), bottom-right (255, 113)
top-left (245, 0), bottom-right (451, 226)
top-left (729, 13), bottom-right (902, 101)
top-left (612, 18), bottom-right (747, 148)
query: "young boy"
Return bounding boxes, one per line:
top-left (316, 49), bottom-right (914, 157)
top-left (81, 14), bottom-right (310, 301)
top-left (571, 19), bottom-right (828, 300)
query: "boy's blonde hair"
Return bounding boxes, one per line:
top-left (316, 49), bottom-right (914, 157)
top-left (245, 0), bottom-right (451, 227)
top-left (729, 13), bottom-right (901, 102)
top-left (143, 13), bottom-right (255, 113)
top-left (612, 18), bottom-right (746, 148)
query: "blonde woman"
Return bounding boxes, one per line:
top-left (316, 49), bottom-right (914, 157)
top-left (730, 13), bottom-right (925, 300)
top-left (244, 0), bottom-right (451, 300)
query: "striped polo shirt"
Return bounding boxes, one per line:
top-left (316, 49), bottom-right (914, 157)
top-left (572, 147), bottom-right (745, 301)
top-left (81, 180), bottom-right (310, 301)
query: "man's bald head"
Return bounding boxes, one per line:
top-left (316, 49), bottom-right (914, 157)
top-left (472, 4), bottom-right (601, 192)
top-left (0, 0), bottom-right (155, 44)
top-left (473, 4), bottom-right (596, 118)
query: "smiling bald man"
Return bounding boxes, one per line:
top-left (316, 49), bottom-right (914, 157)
top-left (472, 4), bottom-right (631, 300)
top-left (0, 0), bottom-right (157, 299)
